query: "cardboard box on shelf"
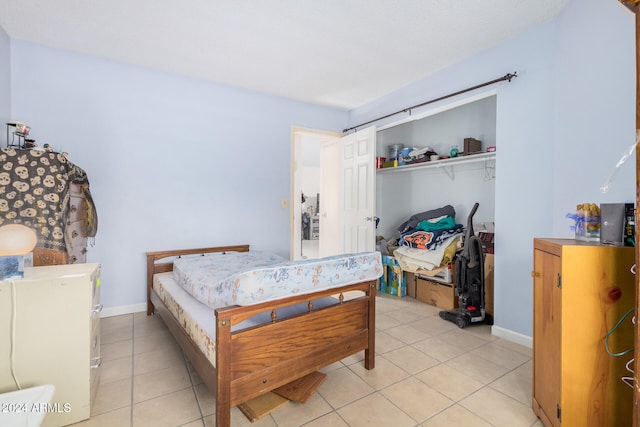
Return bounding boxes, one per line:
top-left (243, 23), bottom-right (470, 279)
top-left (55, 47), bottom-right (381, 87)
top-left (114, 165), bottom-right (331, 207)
top-left (463, 137), bottom-right (482, 155)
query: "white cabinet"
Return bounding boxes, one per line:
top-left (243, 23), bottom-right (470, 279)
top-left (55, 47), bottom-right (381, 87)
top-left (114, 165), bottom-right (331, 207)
top-left (0, 263), bottom-right (101, 426)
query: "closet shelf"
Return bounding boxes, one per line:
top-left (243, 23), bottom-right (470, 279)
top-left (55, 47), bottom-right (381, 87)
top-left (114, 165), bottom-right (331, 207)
top-left (376, 151), bottom-right (496, 179)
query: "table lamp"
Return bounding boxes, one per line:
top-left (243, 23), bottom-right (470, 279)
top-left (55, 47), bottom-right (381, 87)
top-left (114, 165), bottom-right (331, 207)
top-left (0, 224), bottom-right (37, 280)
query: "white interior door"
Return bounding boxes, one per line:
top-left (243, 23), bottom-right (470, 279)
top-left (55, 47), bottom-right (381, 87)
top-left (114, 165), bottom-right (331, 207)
top-left (342, 126), bottom-right (376, 253)
top-left (319, 126), bottom-right (376, 256)
top-left (290, 128), bottom-right (340, 260)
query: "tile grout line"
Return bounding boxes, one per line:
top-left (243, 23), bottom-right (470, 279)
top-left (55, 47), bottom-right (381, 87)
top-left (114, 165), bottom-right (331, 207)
top-left (343, 353), bottom-right (460, 425)
top-left (346, 309), bottom-right (519, 425)
top-left (183, 351), bottom-right (206, 425)
top-left (127, 315), bottom-right (205, 426)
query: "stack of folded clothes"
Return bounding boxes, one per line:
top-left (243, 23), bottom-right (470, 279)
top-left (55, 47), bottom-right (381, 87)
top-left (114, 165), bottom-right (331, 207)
top-left (393, 205), bottom-right (464, 273)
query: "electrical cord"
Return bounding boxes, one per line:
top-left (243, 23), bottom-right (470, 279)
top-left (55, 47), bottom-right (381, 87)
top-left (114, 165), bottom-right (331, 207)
top-left (605, 306), bottom-right (635, 357)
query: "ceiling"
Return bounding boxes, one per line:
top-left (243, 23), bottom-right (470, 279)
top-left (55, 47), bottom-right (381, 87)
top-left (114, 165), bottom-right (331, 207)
top-left (0, 0), bottom-right (570, 110)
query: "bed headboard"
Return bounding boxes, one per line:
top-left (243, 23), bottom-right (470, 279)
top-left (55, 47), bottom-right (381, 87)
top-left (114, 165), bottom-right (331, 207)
top-left (145, 244), bottom-right (250, 315)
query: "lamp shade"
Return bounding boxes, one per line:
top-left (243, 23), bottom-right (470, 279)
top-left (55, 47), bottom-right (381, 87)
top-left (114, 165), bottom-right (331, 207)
top-left (0, 224), bottom-right (38, 256)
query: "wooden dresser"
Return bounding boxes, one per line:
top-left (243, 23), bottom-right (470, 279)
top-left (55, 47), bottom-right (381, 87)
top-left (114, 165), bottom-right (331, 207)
top-left (532, 238), bottom-right (634, 427)
top-left (0, 263), bottom-right (102, 426)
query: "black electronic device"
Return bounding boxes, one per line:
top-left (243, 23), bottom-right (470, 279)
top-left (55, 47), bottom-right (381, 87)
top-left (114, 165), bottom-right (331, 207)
top-left (600, 203), bottom-right (633, 246)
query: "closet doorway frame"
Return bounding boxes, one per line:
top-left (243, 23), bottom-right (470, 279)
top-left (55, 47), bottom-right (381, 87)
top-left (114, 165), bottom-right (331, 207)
top-left (289, 126), bottom-right (341, 260)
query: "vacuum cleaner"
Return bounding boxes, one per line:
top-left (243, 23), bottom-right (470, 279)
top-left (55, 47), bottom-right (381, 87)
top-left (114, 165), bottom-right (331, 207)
top-left (439, 202), bottom-right (493, 328)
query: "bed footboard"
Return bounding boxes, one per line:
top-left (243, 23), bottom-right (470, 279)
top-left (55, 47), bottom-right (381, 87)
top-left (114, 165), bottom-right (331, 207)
top-left (214, 280), bottom-right (376, 427)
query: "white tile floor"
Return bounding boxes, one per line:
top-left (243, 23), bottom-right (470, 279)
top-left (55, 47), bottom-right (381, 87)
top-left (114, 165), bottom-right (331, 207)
top-left (73, 294), bottom-right (543, 427)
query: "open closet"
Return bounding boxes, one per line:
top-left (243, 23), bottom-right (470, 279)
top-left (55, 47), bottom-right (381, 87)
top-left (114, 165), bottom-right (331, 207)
top-left (374, 93), bottom-right (497, 242)
top-left (291, 90), bottom-right (499, 264)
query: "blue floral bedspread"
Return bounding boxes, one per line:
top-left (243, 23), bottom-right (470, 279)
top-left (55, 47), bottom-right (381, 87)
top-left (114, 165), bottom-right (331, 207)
top-left (173, 250), bottom-right (383, 308)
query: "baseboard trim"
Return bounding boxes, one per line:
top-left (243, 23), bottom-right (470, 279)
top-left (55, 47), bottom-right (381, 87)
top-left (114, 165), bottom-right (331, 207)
top-left (101, 303), bottom-right (146, 318)
top-left (491, 325), bottom-right (532, 348)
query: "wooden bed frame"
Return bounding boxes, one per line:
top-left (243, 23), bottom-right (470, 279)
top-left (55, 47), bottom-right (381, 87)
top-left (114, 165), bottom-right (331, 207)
top-left (146, 245), bottom-right (377, 427)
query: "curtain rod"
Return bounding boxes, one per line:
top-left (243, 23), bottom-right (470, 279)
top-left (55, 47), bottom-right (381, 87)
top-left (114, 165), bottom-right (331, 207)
top-left (343, 71), bottom-right (518, 133)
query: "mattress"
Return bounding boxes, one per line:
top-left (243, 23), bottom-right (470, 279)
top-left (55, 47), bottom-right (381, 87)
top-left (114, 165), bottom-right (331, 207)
top-left (173, 250), bottom-right (383, 309)
top-left (154, 272), bottom-right (218, 366)
top-left (153, 272), bottom-right (344, 368)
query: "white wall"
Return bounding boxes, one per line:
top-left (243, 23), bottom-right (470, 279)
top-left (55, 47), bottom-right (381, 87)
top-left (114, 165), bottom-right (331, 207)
top-left (9, 40), bottom-right (349, 310)
top-left (349, 0), bottom-right (635, 339)
top-left (553, 0), bottom-right (636, 228)
top-left (0, 26), bottom-right (10, 128)
top-left (376, 164), bottom-right (496, 240)
top-left (301, 166), bottom-right (320, 200)
top-left (300, 133), bottom-right (321, 198)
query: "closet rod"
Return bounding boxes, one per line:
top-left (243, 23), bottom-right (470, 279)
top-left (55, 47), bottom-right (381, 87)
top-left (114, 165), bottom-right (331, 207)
top-left (343, 71), bottom-right (517, 133)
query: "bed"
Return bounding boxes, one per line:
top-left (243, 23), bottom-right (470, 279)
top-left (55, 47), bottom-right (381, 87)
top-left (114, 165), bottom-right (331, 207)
top-left (146, 244), bottom-right (381, 427)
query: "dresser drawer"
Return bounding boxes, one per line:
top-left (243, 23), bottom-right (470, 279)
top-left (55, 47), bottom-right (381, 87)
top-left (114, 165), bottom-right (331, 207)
top-left (90, 266), bottom-right (102, 411)
top-left (90, 314), bottom-right (101, 409)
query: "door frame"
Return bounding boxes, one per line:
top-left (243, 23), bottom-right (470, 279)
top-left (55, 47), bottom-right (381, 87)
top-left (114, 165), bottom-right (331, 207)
top-left (289, 126), bottom-right (341, 260)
